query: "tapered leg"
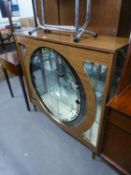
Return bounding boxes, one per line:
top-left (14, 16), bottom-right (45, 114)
top-left (18, 75), bottom-right (30, 111)
top-left (92, 152), bottom-right (96, 159)
top-left (33, 105), bottom-right (37, 111)
top-left (0, 31), bottom-right (5, 50)
top-left (3, 68), bottom-right (14, 98)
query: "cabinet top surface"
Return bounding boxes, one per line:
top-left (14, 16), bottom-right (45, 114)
top-left (108, 85), bottom-right (131, 117)
top-left (15, 28), bottom-right (128, 53)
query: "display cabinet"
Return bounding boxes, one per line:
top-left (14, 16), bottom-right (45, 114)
top-left (15, 29), bottom-right (128, 153)
top-left (101, 41), bottom-right (131, 174)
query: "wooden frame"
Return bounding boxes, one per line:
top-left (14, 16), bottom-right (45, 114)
top-left (15, 30), bottom-right (128, 153)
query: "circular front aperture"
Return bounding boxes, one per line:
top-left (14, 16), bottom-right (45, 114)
top-left (30, 47), bottom-right (86, 125)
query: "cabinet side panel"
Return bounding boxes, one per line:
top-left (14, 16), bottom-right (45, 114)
top-left (117, 41), bottom-right (131, 94)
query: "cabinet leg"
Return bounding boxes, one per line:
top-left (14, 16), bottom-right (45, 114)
top-left (92, 152), bottom-right (96, 159)
top-left (3, 68), bottom-right (14, 98)
top-left (33, 105), bottom-right (37, 111)
top-left (0, 31), bottom-right (5, 50)
top-left (18, 76), bottom-right (30, 111)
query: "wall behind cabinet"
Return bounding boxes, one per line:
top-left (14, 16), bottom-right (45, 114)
top-left (37, 0), bottom-right (131, 37)
top-left (36, 0), bottom-right (59, 25)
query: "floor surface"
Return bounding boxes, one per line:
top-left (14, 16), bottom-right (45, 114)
top-left (0, 77), bottom-right (118, 175)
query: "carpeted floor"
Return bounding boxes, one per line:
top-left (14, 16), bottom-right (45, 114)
top-left (0, 77), bottom-right (118, 175)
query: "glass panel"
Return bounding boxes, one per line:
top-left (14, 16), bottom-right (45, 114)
top-left (30, 47), bottom-right (86, 125)
top-left (109, 48), bottom-right (127, 98)
top-left (83, 61), bottom-right (107, 146)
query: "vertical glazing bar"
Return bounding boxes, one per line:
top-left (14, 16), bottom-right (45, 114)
top-left (75, 0), bottom-right (80, 35)
top-left (41, 0), bottom-right (46, 26)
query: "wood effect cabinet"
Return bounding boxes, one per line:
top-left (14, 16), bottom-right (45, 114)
top-left (101, 41), bottom-right (131, 175)
top-left (15, 29), bottom-right (128, 153)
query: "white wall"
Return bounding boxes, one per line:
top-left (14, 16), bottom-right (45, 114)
top-left (0, 0), bottom-right (34, 28)
top-left (18, 0), bottom-right (33, 18)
